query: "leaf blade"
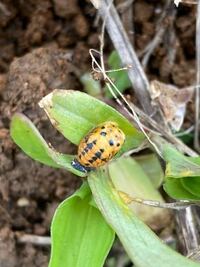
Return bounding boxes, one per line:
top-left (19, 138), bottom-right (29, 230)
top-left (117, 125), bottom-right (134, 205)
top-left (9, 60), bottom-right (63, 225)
top-left (108, 157), bottom-right (168, 225)
top-left (181, 177), bottom-right (200, 197)
top-left (163, 145), bottom-right (200, 178)
top-left (10, 113), bottom-right (86, 177)
top-left (10, 113), bottom-right (59, 167)
top-left (49, 183), bottom-right (115, 267)
top-left (163, 178), bottom-right (200, 200)
top-left (134, 154), bottom-right (164, 188)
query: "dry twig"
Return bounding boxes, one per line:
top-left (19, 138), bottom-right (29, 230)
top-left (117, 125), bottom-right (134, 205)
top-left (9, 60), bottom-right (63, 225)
top-left (116, 0), bottom-right (134, 44)
top-left (91, 0), bottom-right (198, 155)
top-left (141, 1), bottom-right (176, 69)
top-left (132, 104), bottom-right (198, 157)
top-left (16, 233), bottom-right (51, 246)
top-left (89, 49), bottom-right (163, 157)
top-left (175, 208), bottom-right (200, 256)
top-left (174, 0), bottom-right (198, 5)
top-left (97, 0), bottom-right (157, 116)
top-left (194, 0), bottom-right (200, 151)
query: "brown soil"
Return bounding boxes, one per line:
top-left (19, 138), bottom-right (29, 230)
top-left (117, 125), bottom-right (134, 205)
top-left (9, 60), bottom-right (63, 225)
top-left (0, 1), bottom-right (197, 266)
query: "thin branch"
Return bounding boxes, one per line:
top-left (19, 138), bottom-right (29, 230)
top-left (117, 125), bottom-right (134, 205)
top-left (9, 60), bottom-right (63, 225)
top-left (165, 23), bottom-right (177, 74)
top-left (116, 0), bottom-right (134, 12)
top-left (97, 0), bottom-right (157, 116)
top-left (194, 0), bottom-right (200, 151)
top-left (90, 48), bottom-right (163, 157)
top-left (132, 104), bottom-right (198, 156)
top-left (119, 193), bottom-right (200, 210)
top-left (188, 247), bottom-right (200, 262)
top-left (122, 140), bottom-right (149, 157)
top-left (175, 208), bottom-right (200, 255)
top-left (175, 125), bottom-right (194, 136)
top-left (174, 0), bottom-right (198, 5)
top-left (91, 2), bottom-right (164, 157)
top-left (91, 2), bottom-right (198, 157)
top-left (117, 0), bottom-right (134, 44)
top-left (0, 2), bottom-right (11, 16)
top-left (142, 1), bottom-right (176, 69)
top-left (16, 233), bottom-right (51, 246)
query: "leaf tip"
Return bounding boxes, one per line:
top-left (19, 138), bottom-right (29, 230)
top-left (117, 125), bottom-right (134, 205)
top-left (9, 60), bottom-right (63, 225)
top-left (38, 91), bottom-right (53, 109)
top-left (10, 112), bottom-right (31, 135)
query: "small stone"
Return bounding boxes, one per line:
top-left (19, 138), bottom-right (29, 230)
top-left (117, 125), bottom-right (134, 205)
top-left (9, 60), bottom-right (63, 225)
top-left (17, 197), bottom-right (30, 207)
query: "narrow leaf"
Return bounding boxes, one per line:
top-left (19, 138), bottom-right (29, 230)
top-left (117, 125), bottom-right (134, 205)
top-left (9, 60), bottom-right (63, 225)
top-left (49, 183), bottom-right (115, 267)
top-left (88, 169), bottom-right (200, 267)
top-left (10, 113), bottom-right (86, 177)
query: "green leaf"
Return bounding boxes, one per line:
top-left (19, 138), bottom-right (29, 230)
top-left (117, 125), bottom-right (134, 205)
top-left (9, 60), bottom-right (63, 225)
top-left (163, 178), bottom-right (200, 200)
top-left (177, 132), bottom-right (193, 145)
top-left (134, 154), bottom-right (164, 188)
top-left (80, 73), bottom-right (101, 97)
top-left (163, 145), bottom-right (200, 200)
top-left (10, 113), bottom-right (59, 167)
top-left (109, 157), bottom-right (162, 199)
top-left (39, 90), bottom-right (144, 155)
top-left (10, 113), bottom-right (86, 177)
top-left (163, 145), bottom-right (200, 178)
top-left (105, 51), bottom-right (131, 98)
top-left (181, 177), bottom-right (200, 197)
top-left (88, 169), bottom-right (200, 267)
top-left (108, 157), bottom-right (167, 225)
top-left (49, 183), bottom-right (115, 267)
